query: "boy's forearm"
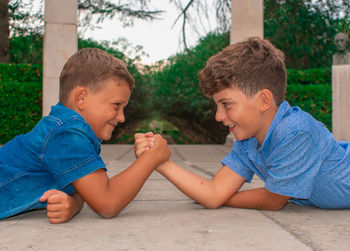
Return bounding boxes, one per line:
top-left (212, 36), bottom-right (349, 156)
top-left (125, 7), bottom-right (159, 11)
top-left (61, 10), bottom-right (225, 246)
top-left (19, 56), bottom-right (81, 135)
top-left (102, 151), bottom-right (162, 216)
top-left (224, 187), bottom-right (289, 210)
top-left (157, 160), bottom-right (212, 207)
top-left (157, 161), bottom-right (240, 209)
top-left (73, 148), bottom-right (168, 219)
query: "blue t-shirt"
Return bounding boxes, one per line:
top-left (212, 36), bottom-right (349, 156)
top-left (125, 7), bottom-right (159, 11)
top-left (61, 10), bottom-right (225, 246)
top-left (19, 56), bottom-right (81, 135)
top-left (222, 101), bottom-right (350, 209)
top-left (0, 102), bottom-right (106, 219)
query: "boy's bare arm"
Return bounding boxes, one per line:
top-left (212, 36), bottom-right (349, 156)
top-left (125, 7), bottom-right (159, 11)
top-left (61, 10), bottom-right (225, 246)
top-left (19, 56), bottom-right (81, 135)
top-left (157, 161), bottom-right (246, 209)
top-left (72, 134), bottom-right (170, 218)
top-left (224, 187), bottom-right (290, 210)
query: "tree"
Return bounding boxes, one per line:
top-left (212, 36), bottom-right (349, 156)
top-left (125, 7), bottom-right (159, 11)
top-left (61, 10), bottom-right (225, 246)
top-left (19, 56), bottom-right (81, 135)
top-left (170, 0), bottom-right (230, 51)
top-left (264, 0), bottom-right (350, 68)
top-left (4, 0), bottom-right (163, 63)
top-left (173, 0), bottom-right (350, 68)
top-left (0, 0), bottom-right (9, 62)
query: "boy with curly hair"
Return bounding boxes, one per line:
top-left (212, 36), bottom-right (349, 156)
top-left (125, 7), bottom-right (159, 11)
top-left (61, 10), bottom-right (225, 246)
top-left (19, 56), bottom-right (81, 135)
top-left (136, 37), bottom-right (350, 210)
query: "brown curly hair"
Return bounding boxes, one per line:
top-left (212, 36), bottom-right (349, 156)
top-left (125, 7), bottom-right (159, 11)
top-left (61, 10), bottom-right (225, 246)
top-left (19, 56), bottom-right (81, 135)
top-left (59, 48), bottom-right (134, 104)
top-left (198, 37), bottom-right (287, 105)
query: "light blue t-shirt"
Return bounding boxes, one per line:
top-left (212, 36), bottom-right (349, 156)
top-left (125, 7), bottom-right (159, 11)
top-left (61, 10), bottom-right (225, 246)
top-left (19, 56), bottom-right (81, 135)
top-left (0, 102), bottom-right (106, 219)
top-left (222, 101), bottom-right (350, 209)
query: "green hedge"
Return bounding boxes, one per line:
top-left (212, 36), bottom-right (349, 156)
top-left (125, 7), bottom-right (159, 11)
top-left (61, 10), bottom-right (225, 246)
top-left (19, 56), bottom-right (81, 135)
top-left (0, 63), bottom-right (42, 82)
top-left (286, 84), bottom-right (332, 130)
top-left (287, 68), bottom-right (331, 85)
top-left (0, 81), bottom-right (42, 144)
top-left (149, 33), bottom-right (231, 143)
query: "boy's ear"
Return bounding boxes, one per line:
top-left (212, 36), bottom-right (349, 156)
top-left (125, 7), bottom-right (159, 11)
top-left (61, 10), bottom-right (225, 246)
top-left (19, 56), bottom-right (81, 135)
top-left (258, 89), bottom-right (274, 112)
top-left (73, 86), bottom-right (88, 111)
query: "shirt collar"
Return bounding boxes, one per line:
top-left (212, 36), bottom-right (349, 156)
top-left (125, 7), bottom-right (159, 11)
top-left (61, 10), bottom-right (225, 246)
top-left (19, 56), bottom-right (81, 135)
top-left (49, 102), bottom-right (83, 122)
top-left (49, 102), bottom-right (103, 143)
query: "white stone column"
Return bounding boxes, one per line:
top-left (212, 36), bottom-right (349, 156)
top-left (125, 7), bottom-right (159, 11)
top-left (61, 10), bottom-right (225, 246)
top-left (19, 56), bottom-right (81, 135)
top-left (332, 65), bottom-right (350, 141)
top-left (230, 0), bottom-right (264, 44)
top-left (43, 0), bottom-right (78, 116)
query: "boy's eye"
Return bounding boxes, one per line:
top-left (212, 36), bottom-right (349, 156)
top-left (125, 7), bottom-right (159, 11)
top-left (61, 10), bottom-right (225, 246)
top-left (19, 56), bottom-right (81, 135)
top-left (223, 102), bottom-right (231, 108)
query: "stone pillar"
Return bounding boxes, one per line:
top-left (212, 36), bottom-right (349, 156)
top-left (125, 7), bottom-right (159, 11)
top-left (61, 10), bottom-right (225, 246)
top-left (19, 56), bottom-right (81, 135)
top-left (332, 65), bottom-right (350, 141)
top-left (43, 0), bottom-right (77, 116)
top-left (230, 0), bottom-right (264, 44)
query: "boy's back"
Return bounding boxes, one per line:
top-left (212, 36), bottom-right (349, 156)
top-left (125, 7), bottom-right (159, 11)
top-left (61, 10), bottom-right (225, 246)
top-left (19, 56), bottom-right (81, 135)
top-left (0, 102), bottom-right (104, 219)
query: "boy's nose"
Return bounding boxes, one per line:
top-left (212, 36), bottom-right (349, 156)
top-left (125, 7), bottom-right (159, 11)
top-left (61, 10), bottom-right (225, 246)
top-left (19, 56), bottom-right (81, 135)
top-left (215, 108), bottom-right (225, 122)
top-left (117, 110), bottom-right (125, 123)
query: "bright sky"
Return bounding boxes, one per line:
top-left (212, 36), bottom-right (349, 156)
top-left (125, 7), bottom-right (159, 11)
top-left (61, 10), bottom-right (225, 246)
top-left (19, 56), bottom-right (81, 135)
top-left (83, 0), bottom-right (219, 65)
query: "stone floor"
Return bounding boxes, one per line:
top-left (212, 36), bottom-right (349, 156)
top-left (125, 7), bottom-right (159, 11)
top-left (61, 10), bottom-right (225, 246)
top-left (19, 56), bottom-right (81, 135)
top-left (1, 144), bottom-right (350, 250)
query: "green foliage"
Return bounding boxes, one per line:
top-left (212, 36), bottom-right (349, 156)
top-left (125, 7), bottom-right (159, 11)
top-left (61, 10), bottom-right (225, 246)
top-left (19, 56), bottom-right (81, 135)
top-left (78, 38), bottom-right (127, 61)
top-left (2, 32), bottom-right (334, 144)
top-left (149, 32), bottom-right (231, 143)
top-left (264, 0), bottom-right (348, 69)
top-left (0, 81), bottom-right (42, 144)
top-left (286, 84), bottom-right (332, 130)
top-left (287, 68), bottom-right (331, 85)
top-left (0, 63), bottom-right (42, 82)
top-left (9, 35), bottom-right (43, 64)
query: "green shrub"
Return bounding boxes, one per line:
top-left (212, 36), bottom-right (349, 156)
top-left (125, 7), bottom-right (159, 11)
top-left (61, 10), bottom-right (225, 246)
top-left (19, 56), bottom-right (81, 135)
top-left (287, 68), bottom-right (331, 85)
top-left (9, 35), bottom-right (43, 64)
top-left (0, 64), bottom-right (42, 82)
top-left (0, 81), bottom-right (42, 144)
top-left (149, 32), bottom-right (231, 143)
top-left (286, 84), bottom-right (332, 130)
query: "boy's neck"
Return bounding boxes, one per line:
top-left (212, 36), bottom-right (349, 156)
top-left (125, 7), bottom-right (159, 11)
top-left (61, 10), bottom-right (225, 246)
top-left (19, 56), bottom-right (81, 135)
top-left (256, 104), bottom-right (278, 147)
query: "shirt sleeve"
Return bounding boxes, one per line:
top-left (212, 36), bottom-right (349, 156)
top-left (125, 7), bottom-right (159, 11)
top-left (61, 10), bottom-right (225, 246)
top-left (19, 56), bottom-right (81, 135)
top-left (43, 121), bottom-right (106, 189)
top-left (221, 142), bottom-right (254, 182)
top-left (264, 131), bottom-right (322, 199)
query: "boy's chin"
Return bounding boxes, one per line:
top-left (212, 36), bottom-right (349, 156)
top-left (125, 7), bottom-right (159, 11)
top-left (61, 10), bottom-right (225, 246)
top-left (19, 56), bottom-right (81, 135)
top-left (99, 134), bottom-right (112, 141)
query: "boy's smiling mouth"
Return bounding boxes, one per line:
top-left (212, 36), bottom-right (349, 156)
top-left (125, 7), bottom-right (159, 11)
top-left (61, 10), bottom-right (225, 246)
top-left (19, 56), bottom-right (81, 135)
top-left (229, 125), bottom-right (236, 132)
top-left (108, 122), bottom-right (117, 128)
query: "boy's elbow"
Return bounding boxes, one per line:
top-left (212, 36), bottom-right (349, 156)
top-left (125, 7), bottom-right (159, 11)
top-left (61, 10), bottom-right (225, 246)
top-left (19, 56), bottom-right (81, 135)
top-left (259, 198), bottom-right (288, 211)
top-left (98, 210), bottom-right (119, 219)
top-left (203, 200), bottom-right (223, 209)
top-left (257, 189), bottom-right (289, 211)
top-left (94, 204), bottom-right (122, 219)
top-left (205, 204), bottom-right (221, 210)
top-left (261, 204), bottom-right (284, 211)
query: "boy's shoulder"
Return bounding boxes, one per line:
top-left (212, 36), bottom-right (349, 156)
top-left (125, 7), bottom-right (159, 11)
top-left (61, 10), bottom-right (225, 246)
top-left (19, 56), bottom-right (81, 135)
top-left (41, 103), bottom-right (101, 158)
top-left (41, 102), bottom-right (99, 146)
top-left (46, 102), bottom-right (95, 135)
top-left (271, 102), bottom-right (329, 145)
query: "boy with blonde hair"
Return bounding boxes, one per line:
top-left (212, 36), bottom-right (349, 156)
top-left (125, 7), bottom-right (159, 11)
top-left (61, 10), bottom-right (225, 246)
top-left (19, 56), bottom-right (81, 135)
top-left (136, 37), bottom-right (350, 210)
top-left (0, 48), bottom-right (170, 223)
